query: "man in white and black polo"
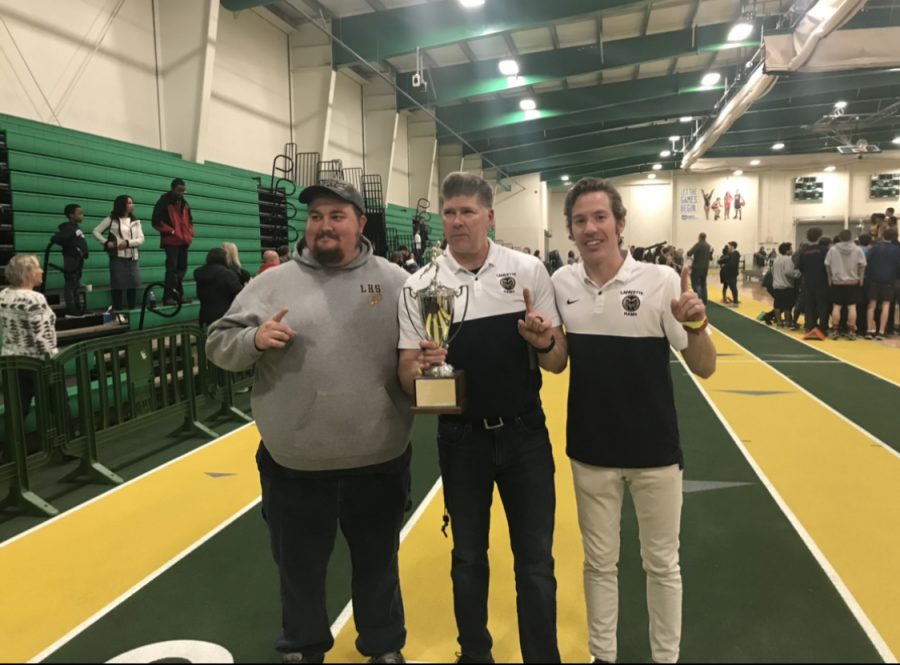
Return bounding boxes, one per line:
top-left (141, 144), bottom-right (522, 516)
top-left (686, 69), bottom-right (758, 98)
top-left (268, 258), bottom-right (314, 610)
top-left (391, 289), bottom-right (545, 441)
top-left (398, 172), bottom-right (568, 664)
top-left (553, 177), bottom-right (715, 665)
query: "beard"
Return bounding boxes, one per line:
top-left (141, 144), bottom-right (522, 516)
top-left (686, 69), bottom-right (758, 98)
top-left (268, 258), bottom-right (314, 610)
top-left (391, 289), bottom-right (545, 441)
top-left (310, 231), bottom-right (348, 266)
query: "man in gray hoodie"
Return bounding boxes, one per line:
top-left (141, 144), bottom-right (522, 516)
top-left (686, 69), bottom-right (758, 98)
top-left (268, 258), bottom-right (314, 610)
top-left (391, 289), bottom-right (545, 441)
top-left (207, 180), bottom-right (413, 664)
top-left (825, 229), bottom-right (866, 340)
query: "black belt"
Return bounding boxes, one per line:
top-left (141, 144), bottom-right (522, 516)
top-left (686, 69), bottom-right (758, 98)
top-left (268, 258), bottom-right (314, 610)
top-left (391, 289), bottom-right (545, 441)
top-left (440, 405), bottom-right (540, 431)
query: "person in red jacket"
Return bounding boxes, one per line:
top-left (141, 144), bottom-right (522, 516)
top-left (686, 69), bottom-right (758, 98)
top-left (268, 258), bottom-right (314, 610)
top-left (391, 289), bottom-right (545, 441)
top-left (152, 178), bottom-right (194, 305)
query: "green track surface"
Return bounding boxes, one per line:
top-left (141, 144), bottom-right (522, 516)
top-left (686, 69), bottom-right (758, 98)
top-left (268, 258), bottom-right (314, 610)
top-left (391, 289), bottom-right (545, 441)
top-left (708, 303), bottom-right (900, 452)
top-left (39, 371), bottom-right (881, 663)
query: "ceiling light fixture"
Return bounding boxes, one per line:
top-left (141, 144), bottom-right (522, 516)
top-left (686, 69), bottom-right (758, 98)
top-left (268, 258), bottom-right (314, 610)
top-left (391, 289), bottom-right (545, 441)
top-left (561, 174), bottom-right (570, 181)
top-left (750, 159), bottom-right (761, 166)
top-left (652, 163), bottom-right (663, 170)
top-left (660, 149), bottom-right (672, 157)
top-left (519, 98), bottom-right (537, 111)
top-left (647, 173), bottom-right (657, 179)
top-left (733, 169), bottom-right (743, 176)
top-left (893, 136), bottom-right (900, 145)
top-left (458, 0), bottom-right (485, 7)
top-left (772, 142), bottom-right (785, 150)
top-left (498, 59), bottom-right (519, 76)
top-left (727, 22), bottom-right (754, 42)
top-left (834, 100), bottom-right (847, 110)
top-left (700, 72), bottom-right (721, 87)
top-left (824, 165), bottom-right (836, 172)
top-left (668, 135), bottom-right (680, 143)
top-left (679, 116), bottom-right (693, 123)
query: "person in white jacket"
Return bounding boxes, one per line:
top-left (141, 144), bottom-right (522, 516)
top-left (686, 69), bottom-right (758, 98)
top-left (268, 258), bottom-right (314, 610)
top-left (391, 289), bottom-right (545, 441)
top-left (92, 195), bottom-right (145, 313)
top-left (824, 229), bottom-right (866, 340)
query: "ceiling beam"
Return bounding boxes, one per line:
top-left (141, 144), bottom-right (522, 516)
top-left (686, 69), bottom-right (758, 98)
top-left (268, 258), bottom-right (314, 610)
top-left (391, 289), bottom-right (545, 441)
top-left (332, 0), bottom-right (644, 66)
top-left (549, 24), bottom-right (561, 49)
top-left (395, 18), bottom-right (776, 110)
top-left (641, 1), bottom-right (653, 36)
top-left (435, 70), bottom-right (730, 136)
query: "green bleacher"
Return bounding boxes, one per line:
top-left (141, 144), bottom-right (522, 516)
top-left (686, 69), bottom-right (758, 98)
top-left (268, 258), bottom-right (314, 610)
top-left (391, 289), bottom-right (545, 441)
top-left (0, 113), bottom-right (267, 312)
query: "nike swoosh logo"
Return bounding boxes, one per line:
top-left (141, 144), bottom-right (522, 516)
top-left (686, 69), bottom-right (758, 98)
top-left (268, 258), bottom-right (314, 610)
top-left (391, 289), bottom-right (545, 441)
top-left (566, 299), bottom-right (579, 305)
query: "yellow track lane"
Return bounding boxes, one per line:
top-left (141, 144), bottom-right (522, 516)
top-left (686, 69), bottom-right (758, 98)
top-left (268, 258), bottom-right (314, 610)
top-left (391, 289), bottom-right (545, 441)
top-left (0, 425), bottom-right (262, 663)
top-left (330, 370), bottom-right (591, 663)
top-left (699, 328), bottom-right (900, 657)
top-left (727, 284), bottom-right (900, 385)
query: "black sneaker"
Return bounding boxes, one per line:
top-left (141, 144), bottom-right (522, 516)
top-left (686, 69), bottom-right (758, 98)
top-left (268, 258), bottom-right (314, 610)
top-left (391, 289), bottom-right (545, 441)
top-left (369, 652), bottom-right (405, 664)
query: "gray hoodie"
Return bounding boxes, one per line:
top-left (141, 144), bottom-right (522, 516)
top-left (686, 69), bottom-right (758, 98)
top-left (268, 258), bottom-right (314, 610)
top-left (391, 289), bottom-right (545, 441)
top-left (206, 237), bottom-right (413, 471)
top-left (825, 241), bottom-right (866, 285)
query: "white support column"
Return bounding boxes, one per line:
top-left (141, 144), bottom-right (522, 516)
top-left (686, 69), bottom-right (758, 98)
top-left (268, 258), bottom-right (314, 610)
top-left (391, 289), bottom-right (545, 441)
top-left (408, 110), bottom-right (437, 209)
top-left (155, 0), bottom-right (219, 162)
top-left (290, 22), bottom-right (334, 159)
top-left (363, 77), bottom-right (398, 189)
top-left (462, 155), bottom-right (484, 178)
top-left (438, 143), bottom-right (464, 186)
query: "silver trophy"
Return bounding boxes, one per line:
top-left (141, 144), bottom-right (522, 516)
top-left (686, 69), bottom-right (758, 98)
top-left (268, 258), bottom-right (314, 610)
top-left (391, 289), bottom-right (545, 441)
top-left (403, 246), bottom-right (469, 413)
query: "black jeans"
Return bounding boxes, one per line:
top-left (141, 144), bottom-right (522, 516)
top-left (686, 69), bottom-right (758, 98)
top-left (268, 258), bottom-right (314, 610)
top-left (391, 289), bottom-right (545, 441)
top-left (63, 256), bottom-right (83, 314)
top-left (690, 269), bottom-right (708, 305)
top-left (257, 444), bottom-right (410, 658)
top-left (805, 283), bottom-right (830, 332)
top-left (164, 245), bottom-right (189, 301)
top-left (437, 410), bottom-right (560, 663)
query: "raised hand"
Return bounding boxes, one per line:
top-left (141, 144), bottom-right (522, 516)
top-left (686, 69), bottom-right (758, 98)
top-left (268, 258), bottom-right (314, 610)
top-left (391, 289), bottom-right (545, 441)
top-left (671, 266), bottom-right (706, 323)
top-left (517, 287), bottom-right (553, 347)
top-left (255, 308), bottom-right (297, 350)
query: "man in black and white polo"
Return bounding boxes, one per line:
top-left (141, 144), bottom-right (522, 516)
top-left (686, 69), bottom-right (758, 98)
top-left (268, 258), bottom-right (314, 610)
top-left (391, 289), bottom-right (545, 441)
top-left (398, 172), bottom-right (568, 664)
top-left (553, 177), bottom-right (716, 664)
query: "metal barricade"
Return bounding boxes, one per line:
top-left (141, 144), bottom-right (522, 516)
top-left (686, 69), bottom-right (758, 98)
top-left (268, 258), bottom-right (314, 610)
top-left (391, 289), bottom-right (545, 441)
top-left (0, 356), bottom-right (59, 516)
top-left (48, 324), bottom-right (217, 485)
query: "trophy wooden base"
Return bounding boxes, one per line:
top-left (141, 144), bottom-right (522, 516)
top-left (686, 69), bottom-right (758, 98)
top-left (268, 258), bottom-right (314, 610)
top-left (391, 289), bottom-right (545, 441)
top-left (412, 370), bottom-right (466, 414)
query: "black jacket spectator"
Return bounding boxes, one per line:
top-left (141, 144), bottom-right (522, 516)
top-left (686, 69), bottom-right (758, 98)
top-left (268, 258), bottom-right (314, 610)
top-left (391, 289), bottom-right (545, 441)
top-left (51, 221), bottom-right (89, 261)
top-left (194, 250), bottom-right (242, 326)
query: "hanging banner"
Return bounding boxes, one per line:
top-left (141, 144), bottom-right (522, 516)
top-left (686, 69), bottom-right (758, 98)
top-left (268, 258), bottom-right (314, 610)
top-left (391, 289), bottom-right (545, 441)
top-left (680, 187), bottom-right (698, 220)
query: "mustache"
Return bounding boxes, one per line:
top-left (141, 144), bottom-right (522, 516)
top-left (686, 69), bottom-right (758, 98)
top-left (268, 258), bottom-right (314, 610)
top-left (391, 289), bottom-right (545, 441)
top-left (314, 231), bottom-right (341, 242)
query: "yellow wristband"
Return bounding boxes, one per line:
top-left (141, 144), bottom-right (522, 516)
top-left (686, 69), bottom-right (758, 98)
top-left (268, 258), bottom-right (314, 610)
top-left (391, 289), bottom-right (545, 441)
top-left (682, 317), bottom-right (708, 330)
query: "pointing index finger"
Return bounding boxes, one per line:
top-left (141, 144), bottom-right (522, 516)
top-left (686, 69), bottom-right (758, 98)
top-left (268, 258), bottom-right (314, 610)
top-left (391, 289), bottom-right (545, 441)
top-left (523, 287), bottom-right (535, 313)
top-left (271, 308), bottom-right (289, 323)
top-left (680, 266), bottom-right (691, 294)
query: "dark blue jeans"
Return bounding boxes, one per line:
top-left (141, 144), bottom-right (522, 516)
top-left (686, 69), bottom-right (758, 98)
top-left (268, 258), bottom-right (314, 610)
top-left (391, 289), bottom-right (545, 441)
top-left (258, 444), bottom-right (410, 658)
top-left (437, 410), bottom-right (560, 663)
top-left (690, 269), bottom-right (708, 304)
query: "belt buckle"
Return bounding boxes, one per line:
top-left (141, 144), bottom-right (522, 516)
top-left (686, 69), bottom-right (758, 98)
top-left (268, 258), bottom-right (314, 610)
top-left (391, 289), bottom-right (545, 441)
top-left (483, 417), bottom-right (505, 430)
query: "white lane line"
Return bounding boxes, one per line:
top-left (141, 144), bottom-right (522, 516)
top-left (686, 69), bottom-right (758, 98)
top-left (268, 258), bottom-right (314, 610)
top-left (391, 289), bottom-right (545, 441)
top-left (674, 354), bottom-right (896, 663)
top-left (329, 477), bottom-right (444, 637)
top-left (711, 302), bottom-right (900, 389)
top-left (710, 325), bottom-right (900, 461)
top-left (1, 422), bottom-right (257, 550)
top-left (30, 498), bottom-right (262, 663)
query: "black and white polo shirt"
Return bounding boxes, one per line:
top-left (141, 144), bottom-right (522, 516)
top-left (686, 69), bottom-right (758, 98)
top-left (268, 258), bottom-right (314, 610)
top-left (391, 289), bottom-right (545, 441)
top-left (552, 254), bottom-right (688, 469)
top-left (399, 240), bottom-right (561, 420)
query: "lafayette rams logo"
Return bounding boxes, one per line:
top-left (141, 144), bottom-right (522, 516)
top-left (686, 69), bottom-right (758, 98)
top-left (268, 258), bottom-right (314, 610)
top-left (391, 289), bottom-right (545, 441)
top-left (499, 275), bottom-right (516, 293)
top-left (622, 294), bottom-right (641, 316)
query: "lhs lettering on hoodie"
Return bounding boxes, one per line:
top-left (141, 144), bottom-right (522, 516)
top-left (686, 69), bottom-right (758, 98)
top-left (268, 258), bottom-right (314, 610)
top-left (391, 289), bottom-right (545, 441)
top-left (361, 283), bottom-right (383, 305)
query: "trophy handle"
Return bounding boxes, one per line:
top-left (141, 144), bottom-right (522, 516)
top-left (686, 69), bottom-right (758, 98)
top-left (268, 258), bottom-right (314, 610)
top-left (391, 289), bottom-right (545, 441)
top-left (445, 284), bottom-right (470, 347)
top-left (402, 286), bottom-right (429, 342)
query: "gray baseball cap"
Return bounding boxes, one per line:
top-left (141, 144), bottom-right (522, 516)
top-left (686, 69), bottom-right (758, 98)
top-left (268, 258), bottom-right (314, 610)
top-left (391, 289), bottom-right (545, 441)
top-left (299, 180), bottom-right (365, 212)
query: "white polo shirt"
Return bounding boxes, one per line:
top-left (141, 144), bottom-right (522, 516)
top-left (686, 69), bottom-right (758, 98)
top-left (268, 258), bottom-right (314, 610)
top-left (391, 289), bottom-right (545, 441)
top-left (399, 240), bottom-right (561, 420)
top-left (552, 254), bottom-right (688, 468)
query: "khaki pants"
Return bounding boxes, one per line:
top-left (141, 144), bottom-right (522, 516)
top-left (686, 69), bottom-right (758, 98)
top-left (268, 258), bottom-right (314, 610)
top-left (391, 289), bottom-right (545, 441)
top-left (571, 461), bottom-right (683, 663)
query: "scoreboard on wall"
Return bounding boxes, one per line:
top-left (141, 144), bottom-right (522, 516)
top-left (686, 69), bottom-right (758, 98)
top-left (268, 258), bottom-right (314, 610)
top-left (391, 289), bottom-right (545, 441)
top-left (869, 173), bottom-right (900, 200)
top-left (794, 176), bottom-right (823, 202)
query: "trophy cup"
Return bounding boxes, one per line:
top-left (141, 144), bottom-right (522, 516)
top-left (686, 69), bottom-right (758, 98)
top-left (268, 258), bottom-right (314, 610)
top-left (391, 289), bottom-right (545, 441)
top-left (403, 246), bottom-right (468, 413)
